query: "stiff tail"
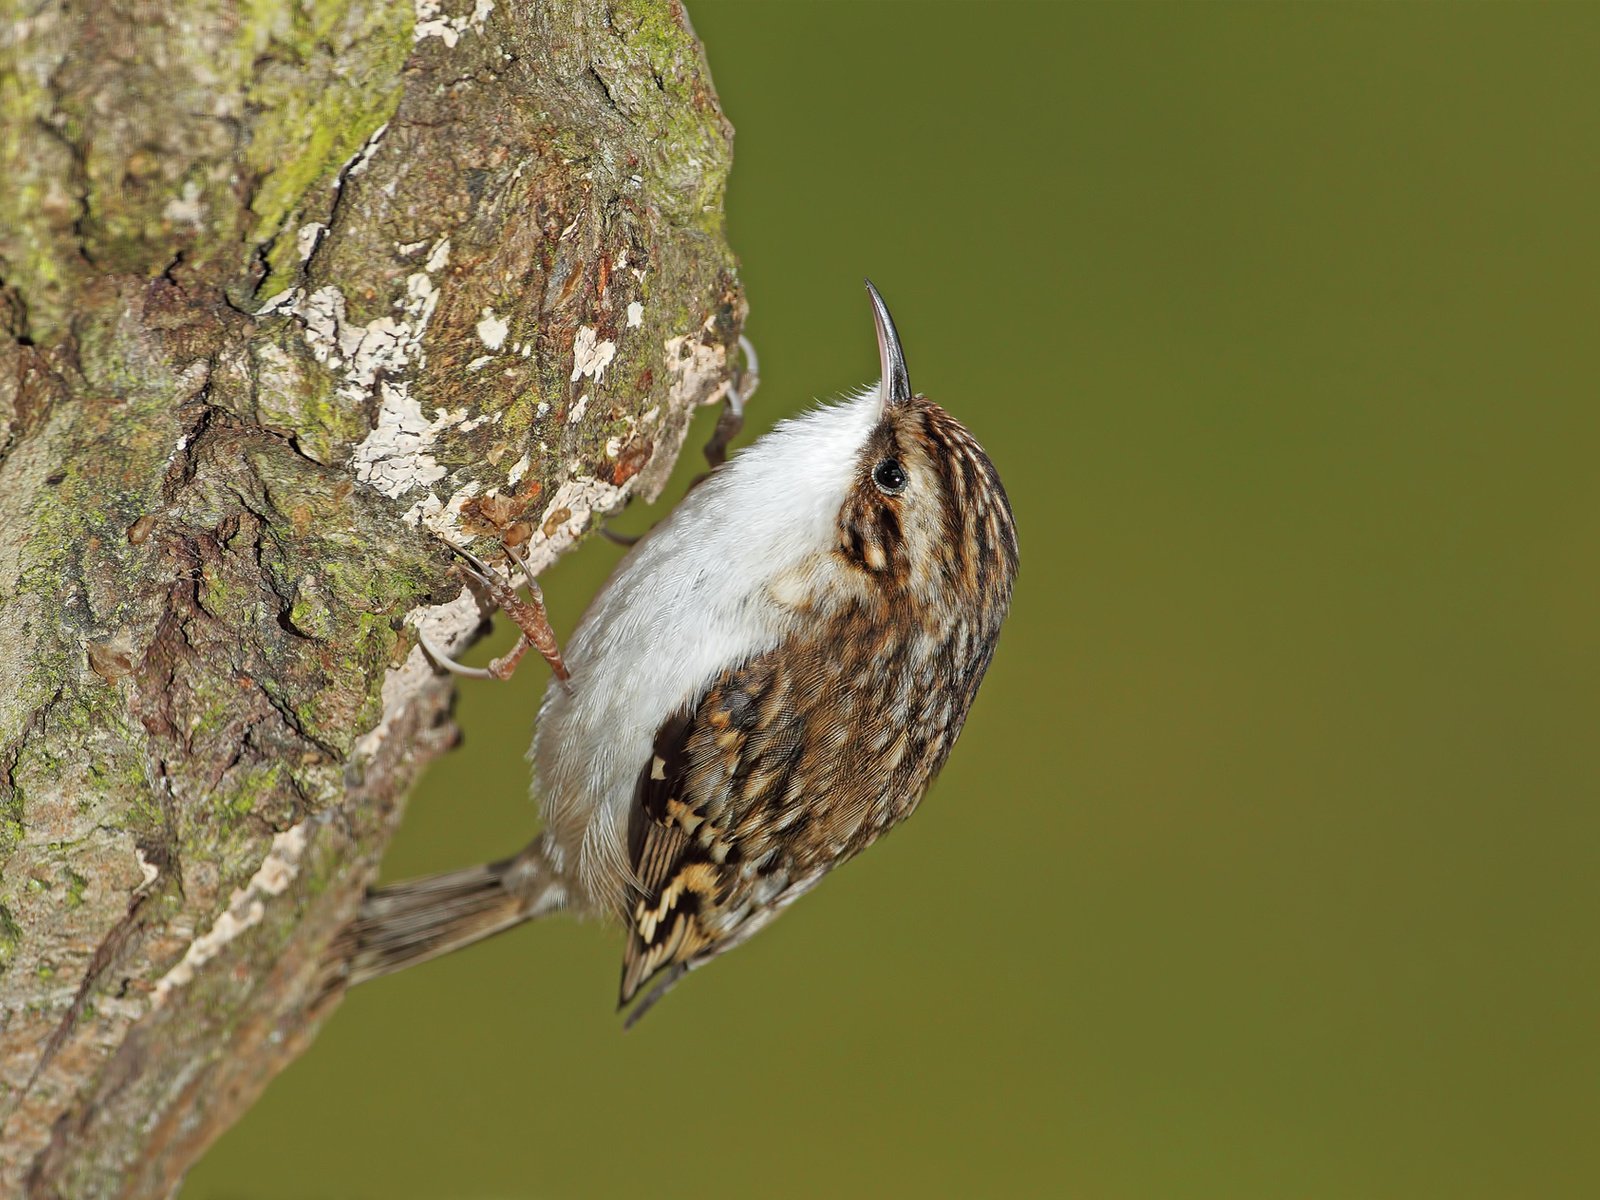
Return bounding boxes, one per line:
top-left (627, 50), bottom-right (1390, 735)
top-left (339, 853), bottom-right (562, 987)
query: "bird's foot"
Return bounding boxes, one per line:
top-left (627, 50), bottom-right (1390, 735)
top-left (419, 539), bottom-right (571, 686)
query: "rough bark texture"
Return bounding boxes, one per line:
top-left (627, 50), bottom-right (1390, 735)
top-left (0, 1), bottom-right (742, 1194)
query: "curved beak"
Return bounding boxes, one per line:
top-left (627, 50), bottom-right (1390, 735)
top-left (865, 279), bottom-right (912, 408)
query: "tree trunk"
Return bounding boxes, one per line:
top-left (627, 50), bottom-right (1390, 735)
top-left (0, 1), bottom-right (741, 1193)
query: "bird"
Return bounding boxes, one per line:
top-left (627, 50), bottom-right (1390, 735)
top-left (344, 281), bottom-right (1018, 1026)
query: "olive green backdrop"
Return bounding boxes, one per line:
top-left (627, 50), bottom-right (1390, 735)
top-left (190, 3), bottom-right (1599, 1197)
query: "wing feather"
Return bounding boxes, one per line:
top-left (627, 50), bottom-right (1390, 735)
top-left (619, 659), bottom-right (792, 1012)
top-left (616, 614), bottom-right (934, 1021)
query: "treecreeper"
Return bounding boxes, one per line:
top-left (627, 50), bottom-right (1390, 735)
top-left (335, 283), bottom-right (1019, 1024)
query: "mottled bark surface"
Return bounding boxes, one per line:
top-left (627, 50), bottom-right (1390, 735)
top-left (0, 1), bottom-right (741, 1194)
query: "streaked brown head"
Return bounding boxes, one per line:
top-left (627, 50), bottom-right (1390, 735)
top-left (837, 282), bottom-right (1018, 637)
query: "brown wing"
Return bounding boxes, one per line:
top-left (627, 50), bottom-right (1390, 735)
top-left (618, 602), bottom-right (967, 1025)
top-left (618, 707), bottom-right (716, 1011)
top-left (618, 647), bottom-right (817, 1024)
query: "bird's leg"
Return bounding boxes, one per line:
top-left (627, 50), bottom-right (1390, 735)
top-left (495, 540), bottom-right (570, 683)
top-left (418, 541), bottom-right (571, 685)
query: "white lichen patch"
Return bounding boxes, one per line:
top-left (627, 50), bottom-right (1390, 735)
top-left (570, 326), bottom-right (616, 382)
top-left (295, 270), bottom-right (438, 393)
top-left (268, 234), bottom-right (461, 502)
top-left (626, 301), bottom-right (644, 328)
top-left (149, 821), bottom-right (310, 1010)
top-left (507, 452), bottom-right (531, 486)
top-left (352, 389), bottom-right (466, 497)
top-left (664, 330), bottom-right (728, 410)
top-left (662, 334), bottom-right (726, 404)
top-left (521, 475), bottom-right (634, 574)
top-left (296, 222), bottom-right (326, 261)
top-left (163, 180), bottom-right (205, 228)
top-left (467, 355), bottom-right (494, 372)
top-left (568, 394), bottom-right (589, 424)
top-left (405, 264), bottom-right (443, 324)
top-left (414, 0), bottom-right (494, 46)
top-left (477, 307), bottom-right (509, 350)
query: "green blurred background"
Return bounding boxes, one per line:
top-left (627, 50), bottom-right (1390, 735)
top-left (190, 3), bottom-right (1600, 1196)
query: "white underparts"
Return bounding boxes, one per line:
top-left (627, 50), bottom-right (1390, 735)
top-left (531, 387), bottom-right (885, 910)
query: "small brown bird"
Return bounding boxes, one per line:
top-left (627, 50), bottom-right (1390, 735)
top-left (348, 282), bottom-right (1018, 1025)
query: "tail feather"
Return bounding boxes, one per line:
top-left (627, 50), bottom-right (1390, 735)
top-left (339, 854), bottom-right (560, 986)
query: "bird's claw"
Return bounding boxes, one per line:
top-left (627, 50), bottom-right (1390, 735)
top-left (421, 537), bottom-right (572, 686)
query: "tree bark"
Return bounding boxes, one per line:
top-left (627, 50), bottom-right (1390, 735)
top-left (0, 1), bottom-right (741, 1194)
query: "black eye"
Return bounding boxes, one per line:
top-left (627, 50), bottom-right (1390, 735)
top-left (872, 458), bottom-right (908, 495)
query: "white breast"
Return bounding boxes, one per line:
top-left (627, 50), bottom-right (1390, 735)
top-left (531, 388), bottom-right (881, 909)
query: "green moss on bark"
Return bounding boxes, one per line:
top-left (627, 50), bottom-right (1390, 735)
top-left (243, 2), bottom-right (414, 297)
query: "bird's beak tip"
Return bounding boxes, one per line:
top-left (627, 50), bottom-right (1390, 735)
top-left (865, 280), bottom-right (912, 409)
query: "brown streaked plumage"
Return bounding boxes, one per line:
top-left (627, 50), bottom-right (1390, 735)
top-left (337, 282), bottom-right (1018, 1027)
top-left (619, 394), bottom-right (1016, 1021)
